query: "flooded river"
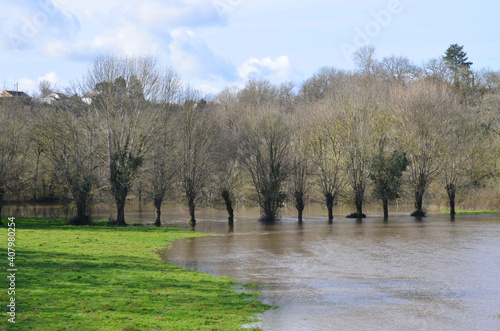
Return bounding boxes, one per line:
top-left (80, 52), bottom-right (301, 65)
top-left (7, 203), bottom-right (500, 330)
top-left (161, 210), bottom-right (500, 331)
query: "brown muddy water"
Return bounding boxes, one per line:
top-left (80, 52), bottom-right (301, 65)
top-left (7, 203), bottom-right (500, 330)
top-left (161, 210), bottom-right (500, 331)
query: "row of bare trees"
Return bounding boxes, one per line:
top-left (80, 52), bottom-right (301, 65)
top-left (0, 52), bottom-right (498, 226)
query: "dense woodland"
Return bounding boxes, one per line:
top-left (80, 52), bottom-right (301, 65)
top-left (1, 44), bottom-right (500, 226)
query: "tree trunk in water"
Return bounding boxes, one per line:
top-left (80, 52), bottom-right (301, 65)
top-left (295, 190), bottom-right (304, 223)
top-left (415, 191), bottom-right (423, 212)
top-left (325, 193), bottom-right (334, 223)
top-left (355, 194), bottom-right (363, 219)
top-left (412, 188), bottom-right (425, 217)
top-left (154, 198), bottom-right (162, 227)
top-left (383, 199), bottom-right (389, 220)
top-left (188, 196), bottom-right (196, 227)
top-left (221, 190), bottom-right (234, 226)
top-left (446, 184), bottom-right (456, 219)
top-left (349, 187), bottom-right (366, 219)
top-left (259, 190), bottom-right (277, 223)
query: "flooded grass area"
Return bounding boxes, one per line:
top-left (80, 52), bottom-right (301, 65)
top-left (5, 204), bottom-right (500, 330)
top-left (163, 212), bottom-right (500, 331)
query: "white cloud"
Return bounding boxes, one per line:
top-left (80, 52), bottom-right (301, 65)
top-left (238, 56), bottom-right (292, 82)
top-left (169, 29), bottom-right (237, 81)
top-left (80, 24), bottom-right (159, 56)
top-left (38, 72), bottom-right (58, 87)
top-left (45, 24), bottom-right (160, 60)
top-left (194, 83), bottom-right (224, 96)
top-left (43, 40), bottom-right (70, 58)
top-left (61, 0), bottom-right (121, 17)
top-left (18, 78), bottom-right (37, 96)
top-left (0, 0), bottom-right (80, 51)
top-left (63, 0), bottom-right (222, 32)
top-left (17, 72), bottom-right (59, 96)
top-left (133, 0), bottom-right (220, 29)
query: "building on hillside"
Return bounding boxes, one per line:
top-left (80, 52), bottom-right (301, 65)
top-left (0, 90), bottom-right (31, 98)
top-left (40, 92), bottom-right (68, 104)
top-left (82, 93), bottom-right (99, 105)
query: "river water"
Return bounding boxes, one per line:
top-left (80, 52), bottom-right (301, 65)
top-left (7, 203), bottom-right (500, 330)
top-left (161, 209), bottom-right (500, 331)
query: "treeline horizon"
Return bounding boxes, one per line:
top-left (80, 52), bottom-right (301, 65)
top-left (1, 44), bottom-right (500, 226)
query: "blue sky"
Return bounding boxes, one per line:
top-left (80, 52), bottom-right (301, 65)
top-left (1, 0), bottom-right (499, 96)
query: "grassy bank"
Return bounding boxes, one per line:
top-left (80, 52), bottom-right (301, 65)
top-left (0, 218), bottom-right (270, 330)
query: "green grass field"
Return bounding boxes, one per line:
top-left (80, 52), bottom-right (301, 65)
top-left (0, 218), bottom-right (271, 330)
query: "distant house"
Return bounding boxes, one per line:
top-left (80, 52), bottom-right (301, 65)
top-left (40, 92), bottom-right (68, 104)
top-left (0, 90), bottom-right (30, 98)
top-left (82, 93), bottom-right (98, 105)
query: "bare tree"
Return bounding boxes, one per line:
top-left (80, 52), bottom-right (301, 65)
top-left (143, 69), bottom-right (183, 226)
top-left (237, 78), bottom-right (278, 107)
top-left (277, 81), bottom-right (296, 112)
top-left (238, 104), bottom-right (291, 223)
top-left (378, 55), bottom-right (421, 87)
top-left (35, 100), bottom-right (102, 225)
top-left (478, 68), bottom-right (500, 91)
top-left (423, 58), bottom-right (451, 84)
top-left (177, 91), bottom-right (219, 227)
top-left (299, 67), bottom-right (349, 103)
top-left (306, 100), bottom-right (346, 222)
top-left (0, 99), bottom-right (28, 223)
top-left (288, 108), bottom-right (312, 222)
top-left (213, 112), bottom-right (241, 226)
top-left (39, 80), bottom-right (53, 98)
top-left (353, 45), bottom-right (378, 76)
top-left (336, 77), bottom-right (384, 219)
top-left (214, 85), bottom-right (239, 112)
top-left (393, 82), bottom-right (452, 216)
top-left (440, 106), bottom-right (487, 218)
top-left (81, 55), bottom-right (161, 225)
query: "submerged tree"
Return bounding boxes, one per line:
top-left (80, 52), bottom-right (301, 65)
top-left (143, 69), bottom-right (182, 227)
top-left (238, 105), bottom-right (291, 223)
top-left (36, 101), bottom-right (102, 225)
top-left (371, 149), bottom-right (408, 219)
top-left (337, 77), bottom-right (383, 219)
top-left (394, 82), bottom-right (452, 217)
top-left (177, 94), bottom-right (218, 227)
top-left (306, 101), bottom-right (345, 223)
top-left (440, 106), bottom-right (486, 218)
top-left (289, 109), bottom-right (312, 223)
top-left (82, 55), bottom-right (161, 225)
top-left (369, 101), bottom-right (408, 220)
top-left (213, 110), bottom-right (242, 226)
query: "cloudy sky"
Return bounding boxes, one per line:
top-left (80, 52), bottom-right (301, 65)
top-left (1, 0), bottom-right (499, 96)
